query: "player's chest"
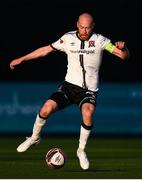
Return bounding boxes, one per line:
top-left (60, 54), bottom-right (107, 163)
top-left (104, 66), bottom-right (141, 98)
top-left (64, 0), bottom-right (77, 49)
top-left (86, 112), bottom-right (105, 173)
top-left (67, 39), bottom-right (101, 58)
top-left (68, 39), bottom-right (96, 50)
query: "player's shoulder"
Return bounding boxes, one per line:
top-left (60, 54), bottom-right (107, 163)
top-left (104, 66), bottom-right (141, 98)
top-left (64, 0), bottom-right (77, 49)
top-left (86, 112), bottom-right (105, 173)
top-left (92, 32), bottom-right (110, 43)
top-left (92, 32), bottom-right (106, 39)
top-left (63, 30), bottom-right (77, 37)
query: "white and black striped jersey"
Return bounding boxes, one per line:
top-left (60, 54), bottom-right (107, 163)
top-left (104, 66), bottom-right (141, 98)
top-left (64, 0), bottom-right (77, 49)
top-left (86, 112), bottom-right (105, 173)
top-left (51, 30), bottom-right (111, 92)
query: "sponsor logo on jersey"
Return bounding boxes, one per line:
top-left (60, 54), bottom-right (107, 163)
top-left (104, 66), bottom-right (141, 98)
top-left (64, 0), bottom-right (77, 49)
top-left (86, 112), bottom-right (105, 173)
top-left (70, 50), bottom-right (95, 54)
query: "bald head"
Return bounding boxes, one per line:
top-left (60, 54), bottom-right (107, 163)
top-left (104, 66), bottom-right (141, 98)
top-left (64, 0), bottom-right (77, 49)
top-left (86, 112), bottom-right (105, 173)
top-left (77, 13), bottom-right (95, 41)
top-left (78, 13), bottom-right (94, 26)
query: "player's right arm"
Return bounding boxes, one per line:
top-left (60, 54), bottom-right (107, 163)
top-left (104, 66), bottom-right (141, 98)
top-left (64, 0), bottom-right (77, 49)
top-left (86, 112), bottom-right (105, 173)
top-left (10, 45), bottom-right (55, 70)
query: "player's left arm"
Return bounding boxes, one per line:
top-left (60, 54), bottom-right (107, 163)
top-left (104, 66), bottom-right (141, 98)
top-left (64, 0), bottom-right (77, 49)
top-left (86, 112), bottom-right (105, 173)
top-left (105, 41), bottom-right (130, 60)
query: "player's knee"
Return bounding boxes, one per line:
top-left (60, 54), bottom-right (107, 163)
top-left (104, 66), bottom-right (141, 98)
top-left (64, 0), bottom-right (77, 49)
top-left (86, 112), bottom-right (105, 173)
top-left (82, 104), bottom-right (94, 119)
top-left (40, 100), bottom-right (57, 118)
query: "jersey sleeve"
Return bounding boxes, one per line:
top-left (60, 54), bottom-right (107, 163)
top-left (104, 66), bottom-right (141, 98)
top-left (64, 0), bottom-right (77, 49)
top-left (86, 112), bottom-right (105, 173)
top-left (51, 34), bottom-right (67, 52)
top-left (98, 34), bottom-right (112, 49)
top-left (104, 42), bottom-right (116, 53)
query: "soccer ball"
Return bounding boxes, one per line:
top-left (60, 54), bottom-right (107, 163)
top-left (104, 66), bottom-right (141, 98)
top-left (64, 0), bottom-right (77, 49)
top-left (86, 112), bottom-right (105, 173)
top-left (45, 148), bottom-right (66, 169)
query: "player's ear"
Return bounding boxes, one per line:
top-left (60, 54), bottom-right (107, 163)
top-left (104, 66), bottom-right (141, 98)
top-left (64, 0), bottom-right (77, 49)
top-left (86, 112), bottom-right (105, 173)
top-left (77, 21), bottom-right (79, 29)
top-left (92, 22), bottom-right (95, 29)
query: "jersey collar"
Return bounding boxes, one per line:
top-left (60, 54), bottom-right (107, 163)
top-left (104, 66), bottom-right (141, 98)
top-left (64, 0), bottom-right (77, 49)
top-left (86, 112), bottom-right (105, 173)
top-left (76, 31), bottom-right (93, 41)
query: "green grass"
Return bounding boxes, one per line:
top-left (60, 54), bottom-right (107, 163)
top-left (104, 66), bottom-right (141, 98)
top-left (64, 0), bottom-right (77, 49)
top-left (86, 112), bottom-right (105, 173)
top-left (0, 136), bottom-right (142, 178)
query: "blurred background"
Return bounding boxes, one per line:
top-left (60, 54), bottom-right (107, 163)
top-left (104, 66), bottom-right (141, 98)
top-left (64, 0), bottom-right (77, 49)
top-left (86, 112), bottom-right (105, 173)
top-left (0, 0), bottom-right (141, 136)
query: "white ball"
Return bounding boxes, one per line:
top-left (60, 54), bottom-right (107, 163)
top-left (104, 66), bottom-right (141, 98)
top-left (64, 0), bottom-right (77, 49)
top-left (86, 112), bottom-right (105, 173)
top-left (45, 148), bottom-right (66, 169)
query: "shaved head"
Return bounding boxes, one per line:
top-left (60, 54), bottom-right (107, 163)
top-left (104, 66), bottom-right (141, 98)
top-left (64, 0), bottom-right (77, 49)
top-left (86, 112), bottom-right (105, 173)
top-left (77, 13), bottom-right (95, 41)
top-left (78, 13), bottom-right (94, 26)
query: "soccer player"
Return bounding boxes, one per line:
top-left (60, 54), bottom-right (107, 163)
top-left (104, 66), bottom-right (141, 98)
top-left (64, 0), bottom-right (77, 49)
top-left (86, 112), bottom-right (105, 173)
top-left (9, 13), bottom-right (130, 170)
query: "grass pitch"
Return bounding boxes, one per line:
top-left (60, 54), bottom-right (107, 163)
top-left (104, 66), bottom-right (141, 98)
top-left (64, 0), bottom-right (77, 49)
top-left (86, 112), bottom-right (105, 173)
top-left (0, 135), bottom-right (142, 179)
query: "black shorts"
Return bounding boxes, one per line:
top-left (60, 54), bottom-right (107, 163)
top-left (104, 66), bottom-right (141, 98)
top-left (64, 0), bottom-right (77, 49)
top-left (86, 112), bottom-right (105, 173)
top-left (49, 81), bottom-right (98, 110)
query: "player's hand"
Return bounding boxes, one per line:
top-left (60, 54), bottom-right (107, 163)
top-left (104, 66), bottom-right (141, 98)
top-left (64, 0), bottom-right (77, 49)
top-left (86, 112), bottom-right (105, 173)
top-left (115, 41), bottom-right (126, 50)
top-left (9, 59), bottom-right (22, 70)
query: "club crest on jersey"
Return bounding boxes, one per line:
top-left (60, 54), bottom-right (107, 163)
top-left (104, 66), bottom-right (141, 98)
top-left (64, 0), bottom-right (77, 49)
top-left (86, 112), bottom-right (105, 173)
top-left (88, 41), bottom-right (95, 47)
